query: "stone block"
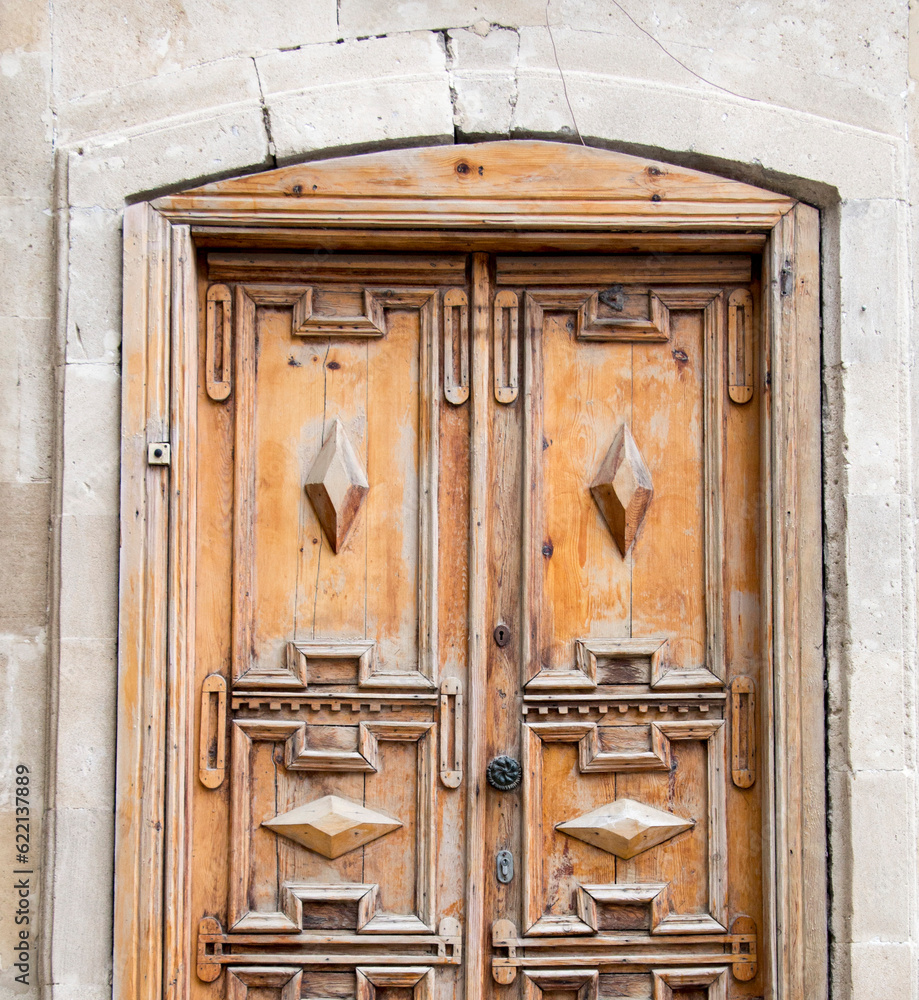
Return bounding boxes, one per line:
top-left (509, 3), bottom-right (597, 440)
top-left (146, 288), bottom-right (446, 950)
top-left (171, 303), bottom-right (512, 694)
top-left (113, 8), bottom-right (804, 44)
top-left (0, 641), bottom-right (48, 997)
top-left (0, 316), bottom-right (55, 483)
top-left (48, 988), bottom-right (112, 1000)
top-left (845, 646), bottom-right (906, 771)
top-left (848, 771), bottom-right (912, 942)
top-left (448, 26), bottom-right (519, 137)
top-left (843, 494), bottom-right (903, 652)
top-left (0, 482), bottom-right (50, 632)
top-left (65, 208), bottom-right (123, 363)
top-left (912, 203), bottom-right (919, 355)
top-left (338, 0), bottom-right (546, 35)
top-left (516, 20), bottom-right (694, 92)
top-left (851, 942), bottom-right (914, 999)
top-left (66, 104), bottom-right (270, 209)
top-left (0, 0), bottom-right (50, 51)
top-left (841, 363), bottom-right (901, 496)
top-left (48, 807), bottom-right (114, 987)
top-left (57, 56), bottom-right (262, 146)
top-left (512, 27), bottom-right (901, 200)
top-left (838, 199), bottom-right (907, 365)
top-left (0, 197), bottom-right (54, 317)
top-left (0, 635), bottom-right (50, 782)
top-left (550, 0), bottom-right (905, 136)
top-left (0, 50), bottom-right (52, 199)
top-left (59, 513), bottom-right (119, 641)
top-left (268, 79), bottom-right (454, 162)
top-left (257, 35), bottom-right (453, 161)
top-left (55, 639), bottom-right (116, 811)
top-left (51, 0), bottom-right (338, 102)
top-left (62, 363), bottom-right (121, 515)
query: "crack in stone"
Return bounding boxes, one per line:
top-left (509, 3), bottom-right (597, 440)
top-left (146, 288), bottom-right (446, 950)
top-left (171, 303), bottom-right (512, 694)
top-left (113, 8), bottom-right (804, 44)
top-left (252, 56), bottom-right (278, 165)
top-left (439, 30), bottom-right (460, 143)
top-left (510, 26), bottom-right (521, 135)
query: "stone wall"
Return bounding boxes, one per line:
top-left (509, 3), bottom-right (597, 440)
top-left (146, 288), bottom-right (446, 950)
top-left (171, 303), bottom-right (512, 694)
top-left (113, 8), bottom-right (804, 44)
top-left (1, 2), bottom-right (918, 998)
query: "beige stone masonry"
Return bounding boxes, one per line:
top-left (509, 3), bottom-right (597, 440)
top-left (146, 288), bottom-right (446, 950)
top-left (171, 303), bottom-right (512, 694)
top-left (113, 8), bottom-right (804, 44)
top-left (1, 2), bottom-right (918, 999)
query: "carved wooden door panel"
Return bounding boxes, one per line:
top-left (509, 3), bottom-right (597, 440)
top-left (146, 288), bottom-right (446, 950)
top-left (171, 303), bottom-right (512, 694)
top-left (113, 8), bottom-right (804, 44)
top-left (481, 254), bottom-right (763, 1000)
top-left (190, 250), bottom-right (767, 1000)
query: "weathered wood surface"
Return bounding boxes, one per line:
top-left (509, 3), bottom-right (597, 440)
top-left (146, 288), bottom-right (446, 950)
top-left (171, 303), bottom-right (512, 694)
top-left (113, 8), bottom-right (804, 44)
top-left (116, 144), bottom-right (823, 1000)
top-left (183, 249), bottom-right (771, 999)
top-left (154, 142), bottom-right (795, 231)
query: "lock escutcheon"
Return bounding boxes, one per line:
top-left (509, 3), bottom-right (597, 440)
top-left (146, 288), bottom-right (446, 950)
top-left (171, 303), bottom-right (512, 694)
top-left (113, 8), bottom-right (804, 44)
top-left (496, 850), bottom-right (514, 884)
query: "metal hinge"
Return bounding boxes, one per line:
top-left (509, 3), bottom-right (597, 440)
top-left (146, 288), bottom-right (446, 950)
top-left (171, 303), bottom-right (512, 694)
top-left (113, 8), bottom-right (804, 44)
top-left (780, 262), bottom-right (794, 296)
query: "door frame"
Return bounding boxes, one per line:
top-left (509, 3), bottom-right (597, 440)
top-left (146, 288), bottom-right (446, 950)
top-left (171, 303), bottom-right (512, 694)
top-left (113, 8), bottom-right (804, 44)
top-left (115, 141), bottom-right (824, 1000)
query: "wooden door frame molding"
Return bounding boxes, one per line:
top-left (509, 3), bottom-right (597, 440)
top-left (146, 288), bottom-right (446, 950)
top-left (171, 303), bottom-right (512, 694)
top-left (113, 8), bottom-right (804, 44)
top-left (116, 141), bottom-right (824, 1000)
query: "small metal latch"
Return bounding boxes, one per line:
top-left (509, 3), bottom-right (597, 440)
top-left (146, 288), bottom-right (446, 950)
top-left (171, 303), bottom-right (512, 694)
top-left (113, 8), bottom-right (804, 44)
top-left (496, 850), bottom-right (514, 884)
top-left (780, 263), bottom-right (794, 296)
top-left (598, 284), bottom-right (625, 311)
top-left (147, 442), bottom-right (171, 466)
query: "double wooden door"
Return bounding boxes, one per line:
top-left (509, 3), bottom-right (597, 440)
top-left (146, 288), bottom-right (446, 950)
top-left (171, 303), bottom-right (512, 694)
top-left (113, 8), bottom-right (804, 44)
top-left (192, 248), bottom-right (767, 1000)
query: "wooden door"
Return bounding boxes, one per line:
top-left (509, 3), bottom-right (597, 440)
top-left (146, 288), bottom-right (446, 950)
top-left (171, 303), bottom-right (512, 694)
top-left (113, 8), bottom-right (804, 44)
top-left (191, 248), bottom-right (766, 1000)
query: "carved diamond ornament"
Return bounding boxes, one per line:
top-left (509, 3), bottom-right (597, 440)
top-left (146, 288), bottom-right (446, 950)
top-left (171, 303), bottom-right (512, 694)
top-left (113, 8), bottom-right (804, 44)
top-left (304, 419), bottom-right (369, 553)
top-left (262, 794), bottom-right (402, 859)
top-left (556, 797), bottom-right (694, 860)
top-left (591, 424), bottom-right (653, 557)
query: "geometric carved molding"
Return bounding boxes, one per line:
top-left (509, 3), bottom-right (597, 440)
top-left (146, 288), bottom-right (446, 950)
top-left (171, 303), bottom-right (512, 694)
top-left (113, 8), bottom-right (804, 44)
top-left (286, 721), bottom-right (434, 772)
top-left (577, 288), bottom-right (670, 342)
top-left (556, 797), bottom-right (695, 860)
top-left (279, 881), bottom-right (380, 931)
top-left (272, 882), bottom-right (429, 936)
top-left (576, 882), bottom-right (670, 932)
top-left (577, 637), bottom-right (668, 687)
top-left (227, 967), bottom-right (302, 1000)
top-left (523, 969), bottom-right (599, 1000)
top-left (292, 287), bottom-right (386, 337)
top-left (527, 721), bottom-right (672, 773)
top-left (590, 424), bottom-right (654, 557)
top-left (284, 639), bottom-right (435, 692)
top-left (356, 967), bottom-right (434, 1000)
top-left (652, 967), bottom-right (727, 1000)
top-left (576, 883), bottom-right (725, 936)
top-left (261, 794), bottom-right (402, 859)
top-left (525, 719), bottom-right (727, 936)
top-left (231, 719), bottom-right (435, 934)
top-left (286, 640), bottom-right (375, 687)
top-left (304, 418), bottom-right (369, 554)
top-left (525, 637), bottom-right (668, 691)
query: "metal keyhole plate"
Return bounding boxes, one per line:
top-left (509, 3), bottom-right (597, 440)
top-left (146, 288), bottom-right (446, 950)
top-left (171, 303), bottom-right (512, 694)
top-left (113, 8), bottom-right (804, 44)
top-left (494, 624), bottom-right (511, 647)
top-left (496, 850), bottom-right (514, 884)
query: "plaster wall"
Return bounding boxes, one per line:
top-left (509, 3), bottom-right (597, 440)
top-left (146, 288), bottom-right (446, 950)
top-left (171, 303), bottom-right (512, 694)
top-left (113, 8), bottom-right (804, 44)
top-left (1, 2), bottom-right (918, 998)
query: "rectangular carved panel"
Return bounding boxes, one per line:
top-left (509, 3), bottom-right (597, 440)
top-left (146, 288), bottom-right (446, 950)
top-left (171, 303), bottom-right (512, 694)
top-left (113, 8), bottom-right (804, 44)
top-left (523, 720), bottom-right (727, 938)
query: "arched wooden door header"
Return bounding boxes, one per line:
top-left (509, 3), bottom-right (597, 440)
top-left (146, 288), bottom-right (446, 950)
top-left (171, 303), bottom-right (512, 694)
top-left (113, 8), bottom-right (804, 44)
top-left (154, 140), bottom-right (794, 233)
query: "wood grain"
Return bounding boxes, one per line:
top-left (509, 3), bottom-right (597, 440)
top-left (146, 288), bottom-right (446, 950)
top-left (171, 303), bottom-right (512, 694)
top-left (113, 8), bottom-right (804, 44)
top-left (117, 143), bottom-right (824, 1000)
top-left (194, 227), bottom-right (768, 253)
top-left (155, 142), bottom-right (795, 231)
top-left (115, 202), bottom-right (171, 1000)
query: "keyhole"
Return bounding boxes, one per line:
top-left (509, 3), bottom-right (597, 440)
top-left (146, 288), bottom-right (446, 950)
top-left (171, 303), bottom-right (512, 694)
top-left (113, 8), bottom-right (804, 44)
top-left (494, 624), bottom-right (510, 647)
top-left (496, 850), bottom-right (514, 884)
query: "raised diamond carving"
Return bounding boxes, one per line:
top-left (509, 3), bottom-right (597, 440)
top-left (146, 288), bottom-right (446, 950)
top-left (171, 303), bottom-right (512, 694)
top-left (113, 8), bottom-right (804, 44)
top-left (556, 797), bottom-right (694, 860)
top-left (262, 794), bottom-right (402, 859)
top-left (590, 424), bottom-right (653, 557)
top-left (304, 419), bottom-right (369, 554)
